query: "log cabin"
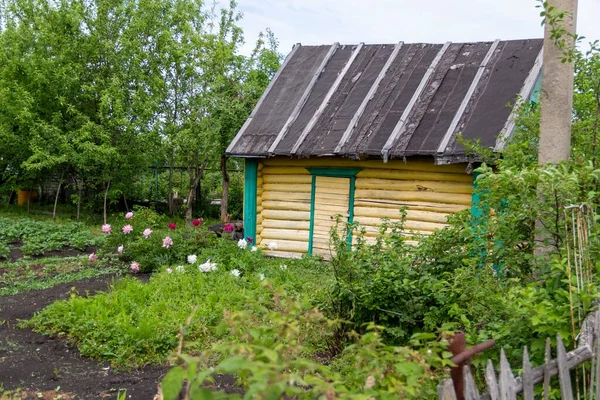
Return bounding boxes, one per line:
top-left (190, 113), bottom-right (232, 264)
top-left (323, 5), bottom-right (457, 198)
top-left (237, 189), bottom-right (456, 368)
top-left (226, 39), bottom-right (543, 259)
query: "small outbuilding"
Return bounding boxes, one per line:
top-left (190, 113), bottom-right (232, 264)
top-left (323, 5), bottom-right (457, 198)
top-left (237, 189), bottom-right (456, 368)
top-left (226, 39), bottom-right (543, 258)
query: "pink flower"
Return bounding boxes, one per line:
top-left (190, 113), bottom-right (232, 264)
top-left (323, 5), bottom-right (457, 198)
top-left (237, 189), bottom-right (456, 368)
top-left (89, 253), bottom-right (97, 262)
top-left (125, 212), bottom-right (134, 219)
top-left (166, 268), bottom-right (173, 274)
top-left (223, 223), bottom-right (234, 232)
top-left (246, 237), bottom-right (254, 244)
top-left (130, 261), bottom-right (140, 273)
top-left (192, 218), bottom-right (202, 227)
top-left (117, 245), bottom-right (124, 254)
top-left (143, 228), bottom-right (152, 239)
top-left (122, 224), bottom-right (133, 235)
top-left (101, 224), bottom-right (111, 234)
top-left (168, 222), bottom-right (176, 230)
top-left (162, 236), bottom-right (173, 248)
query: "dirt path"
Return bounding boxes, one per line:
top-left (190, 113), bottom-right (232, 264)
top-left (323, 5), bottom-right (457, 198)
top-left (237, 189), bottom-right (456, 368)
top-left (0, 275), bottom-right (166, 399)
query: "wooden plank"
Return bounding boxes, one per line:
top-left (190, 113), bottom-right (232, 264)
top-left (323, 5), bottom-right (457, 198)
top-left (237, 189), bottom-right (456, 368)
top-left (226, 43), bottom-right (301, 155)
top-left (270, 43), bottom-right (340, 154)
top-left (261, 201), bottom-right (311, 212)
top-left (263, 183), bottom-right (312, 193)
top-left (557, 335), bottom-right (574, 400)
top-left (262, 209), bottom-right (310, 221)
top-left (494, 47), bottom-right (543, 152)
top-left (262, 192), bottom-right (311, 202)
top-left (353, 207), bottom-right (450, 224)
top-left (486, 360), bottom-right (499, 400)
top-left (438, 379), bottom-right (458, 400)
top-left (263, 157), bottom-right (469, 174)
top-left (543, 338), bottom-right (551, 400)
top-left (334, 41), bottom-right (404, 154)
top-left (463, 365), bottom-right (481, 400)
top-left (354, 189), bottom-right (472, 205)
top-left (522, 346), bottom-right (534, 400)
top-left (382, 42), bottom-right (452, 162)
top-left (263, 250), bottom-right (303, 259)
top-left (292, 42), bottom-right (365, 155)
top-left (261, 228), bottom-right (310, 241)
top-left (355, 178), bottom-right (473, 194)
top-left (262, 175), bottom-right (313, 184)
top-left (358, 168), bottom-right (473, 183)
top-left (259, 239), bottom-right (308, 253)
top-left (499, 349), bottom-right (516, 400)
top-left (437, 39), bottom-right (501, 154)
top-left (262, 166), bottom-right (311, 175)
top-left (354, 199), bottom-right (468, 214)
top-left (353, 216), bottom-right (446, 232)
top-left (262, 220), bottom-right (310, 230)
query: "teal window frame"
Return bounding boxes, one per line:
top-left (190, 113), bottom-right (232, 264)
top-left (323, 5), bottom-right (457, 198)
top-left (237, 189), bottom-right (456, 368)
top-left (306, 167), bottom-right (361, 255)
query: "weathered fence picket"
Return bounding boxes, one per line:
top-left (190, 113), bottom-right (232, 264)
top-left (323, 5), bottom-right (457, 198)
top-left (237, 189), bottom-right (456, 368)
top-left (438, 309), bottom-right (600, 400)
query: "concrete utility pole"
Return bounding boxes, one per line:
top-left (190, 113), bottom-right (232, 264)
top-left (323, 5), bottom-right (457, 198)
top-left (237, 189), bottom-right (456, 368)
top-left (535, 0), bottom-right (578, 255)
top-left (538, 0), bottom-right (578, 164)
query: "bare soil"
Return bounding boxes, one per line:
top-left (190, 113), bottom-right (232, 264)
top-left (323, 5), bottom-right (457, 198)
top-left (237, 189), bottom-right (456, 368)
top-left (0, 276), bottom-right (167, 399)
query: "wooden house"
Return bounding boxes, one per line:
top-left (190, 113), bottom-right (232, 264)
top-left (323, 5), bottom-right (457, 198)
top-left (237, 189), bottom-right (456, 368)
top-left (226, 39), bottom-right (543, 258)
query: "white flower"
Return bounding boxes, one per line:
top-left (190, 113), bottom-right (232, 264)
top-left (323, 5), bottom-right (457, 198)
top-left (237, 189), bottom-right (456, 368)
top-left (268, 242), bottom-right (278, 250)
top-left (237, 239), bottom-right (247, 249)
top-left (187, 254), bottom-right (197, 264)
top-left (176, 265), bottom-right (185, 272)
top-left (166, 268), bottom-right (173, 274)
top-left (199, 259), bottom-right (217, 272)
top-left (230, 269), bottom-right (241, 277)
top-left (259, 273), bottom-right (265, 281)
top-left (280, 264), bottom-right (288, 271)
top-left (117, 245), bottom-right (124, 254)
top-left (251, 246), bottom-right (258, 252)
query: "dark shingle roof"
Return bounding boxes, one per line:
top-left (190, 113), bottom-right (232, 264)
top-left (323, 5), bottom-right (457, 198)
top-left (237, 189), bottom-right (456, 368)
top-left (226, 39), bottom-right (543, 164)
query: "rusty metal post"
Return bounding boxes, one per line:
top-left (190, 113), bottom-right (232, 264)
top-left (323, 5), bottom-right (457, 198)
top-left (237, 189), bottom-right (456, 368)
top-left (448, 331), bottom-right (496, 400)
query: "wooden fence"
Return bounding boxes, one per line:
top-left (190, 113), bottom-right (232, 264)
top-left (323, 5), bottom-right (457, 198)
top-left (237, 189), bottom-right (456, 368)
top-left (438, 309), bottom-right (600, 399)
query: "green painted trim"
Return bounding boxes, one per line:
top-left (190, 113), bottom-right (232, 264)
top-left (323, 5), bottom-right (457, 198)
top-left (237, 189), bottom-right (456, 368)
top-left (346, 176), bottom-right (356, 247)
top-left (306, 167), bottom-right (362, 177)
top-left (530, 74), bottom-right (542, 104)
top-left (308, 175), bottom-right (317, 255)
top-left (243, 159), bottom-right (258, 244)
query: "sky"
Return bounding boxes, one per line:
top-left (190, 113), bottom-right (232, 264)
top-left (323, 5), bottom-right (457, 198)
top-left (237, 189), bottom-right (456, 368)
top-left (226, 0), bottom-right (600, 56)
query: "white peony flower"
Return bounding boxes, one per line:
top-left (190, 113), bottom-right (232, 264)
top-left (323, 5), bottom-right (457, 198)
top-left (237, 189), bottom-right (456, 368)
top-left (267, 242), bottom-right (278, 250)
top-left (176, 265), bottom-right (185, 272)
top-left (230, 269), bottom-right (241, 277)
top-left (251, 246), bottom-right (258, 252)
top-left (237, 238), bottom-right (247, 249)
top-left (187, 254), bottom-right (197, 264)
top-left (259, 273), bottom-right (265, 281)
top-left (166, 268), bottom-right (173, 274)
top-left (199, 259), bottom-right (217, 272)
top-left (280, 264), bottom-right (288, 271)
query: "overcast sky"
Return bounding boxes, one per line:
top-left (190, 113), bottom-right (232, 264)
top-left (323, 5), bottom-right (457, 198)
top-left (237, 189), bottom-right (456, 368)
top-left (228, 0), bottom-right (600, 56)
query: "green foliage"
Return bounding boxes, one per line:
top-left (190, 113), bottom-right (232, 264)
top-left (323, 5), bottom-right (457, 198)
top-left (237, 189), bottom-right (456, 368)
top-left (161, 288), bottom-right (450, 399)
top-left (26, 243), bottom-right (333, 369)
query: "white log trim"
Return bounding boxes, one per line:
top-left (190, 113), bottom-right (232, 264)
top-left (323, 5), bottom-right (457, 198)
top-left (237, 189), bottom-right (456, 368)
top-left (494, 47), bottom-right (543, 152)
top-left (268, 43), bottom-right (340, 154)
top-left (436, 39), bottom-right (501, 154)
top-left (226, 43), bottom-right (301, 155)
top-left (290, 43), bottom-right (365, 155)
top-left (332, 41), bottom-right (404, 155)
top-left (381, 42), bottom-right (452, 163)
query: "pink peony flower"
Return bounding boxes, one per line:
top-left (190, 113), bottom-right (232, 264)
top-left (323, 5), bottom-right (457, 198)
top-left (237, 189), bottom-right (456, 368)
top-left (101, 224), bottom-right (111, 234)
top-left (166, 267), bottom-right (173, 274)
top-left (117, 245), bottom-right (124, 254)
top-left (162, 236), bottom-right (173, 248)
top-left (223, 223), bottom-right (234, 232)
top-left (192, 218), bottom-right (202, 227)
top-left (143, 228), bottom-right (152, 239)
top-left (89, 253), bottom-right (97, 262)
top-left (130, 261), bottom-right (140, 273)
top-left (122, 224), bottom-right (133, 235)
top-left (168, 222), bottom-right (176, 230)
top-left (125, 212), bottom-right (134, 219)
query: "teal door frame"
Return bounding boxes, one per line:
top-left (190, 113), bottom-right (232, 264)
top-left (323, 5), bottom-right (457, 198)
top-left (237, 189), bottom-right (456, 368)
top-left (306, 168), bottom-right (362, 255)
top-left (243, 159), bottom-right (259, 244)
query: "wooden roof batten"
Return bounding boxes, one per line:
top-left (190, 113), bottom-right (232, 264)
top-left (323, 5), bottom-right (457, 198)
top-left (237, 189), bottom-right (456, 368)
top-left (226, 43), bottom-right (301, 155)
top-left (435, 39), bottom-right (501, 155)
top-left (268, 43), bottom-right (340, 155)
top-left (494, 46), bottom-right (544, 152)
top-left (290, 43), bottom-right (365, 155)
top-left (380, 41), bottom-right (452, 163)
top-left (333, 41), bottom-right (404, 155)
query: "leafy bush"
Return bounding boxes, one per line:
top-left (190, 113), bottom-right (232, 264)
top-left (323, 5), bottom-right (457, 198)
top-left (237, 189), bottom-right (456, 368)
top-left (26, 244), bottom-right (333, 369)
top-left (160, 288), bottom-right (451, 400)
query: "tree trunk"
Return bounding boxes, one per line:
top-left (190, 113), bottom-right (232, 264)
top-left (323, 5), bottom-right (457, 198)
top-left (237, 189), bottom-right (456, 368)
top-left (220, 155), bottom-right (230, 222)
top-left (103, 180), bottom-right (111, 225)
top-left (535, 0), bottom-right (578, 255)
top-left (27, 190), bottom-right (30, 213)
top-left (52, 174), bottom-right (64, 222)
top-left (168, 154), bottom-right (174, 215)
top-left (185, 157), bottom-right (209, 226)
top-left (123, 194), bottom-right (129, 212)
top-left (76, 179), bottom-right (82, 221)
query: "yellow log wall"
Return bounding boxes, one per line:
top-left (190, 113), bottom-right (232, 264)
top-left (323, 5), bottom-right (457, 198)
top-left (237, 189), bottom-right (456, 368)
top-left (259, 157), bottom-right (472, 258)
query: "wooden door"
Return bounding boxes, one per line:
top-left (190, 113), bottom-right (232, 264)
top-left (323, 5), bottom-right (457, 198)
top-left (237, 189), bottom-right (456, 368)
top-left (311, 176), bottom-right (350, 259)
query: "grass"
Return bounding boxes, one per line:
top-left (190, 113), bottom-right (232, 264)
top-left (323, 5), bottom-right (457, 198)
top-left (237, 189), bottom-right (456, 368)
top-left (26, 247), bottom-right (333, 369)
top-left (0, 255), bottom-right (121, 296)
